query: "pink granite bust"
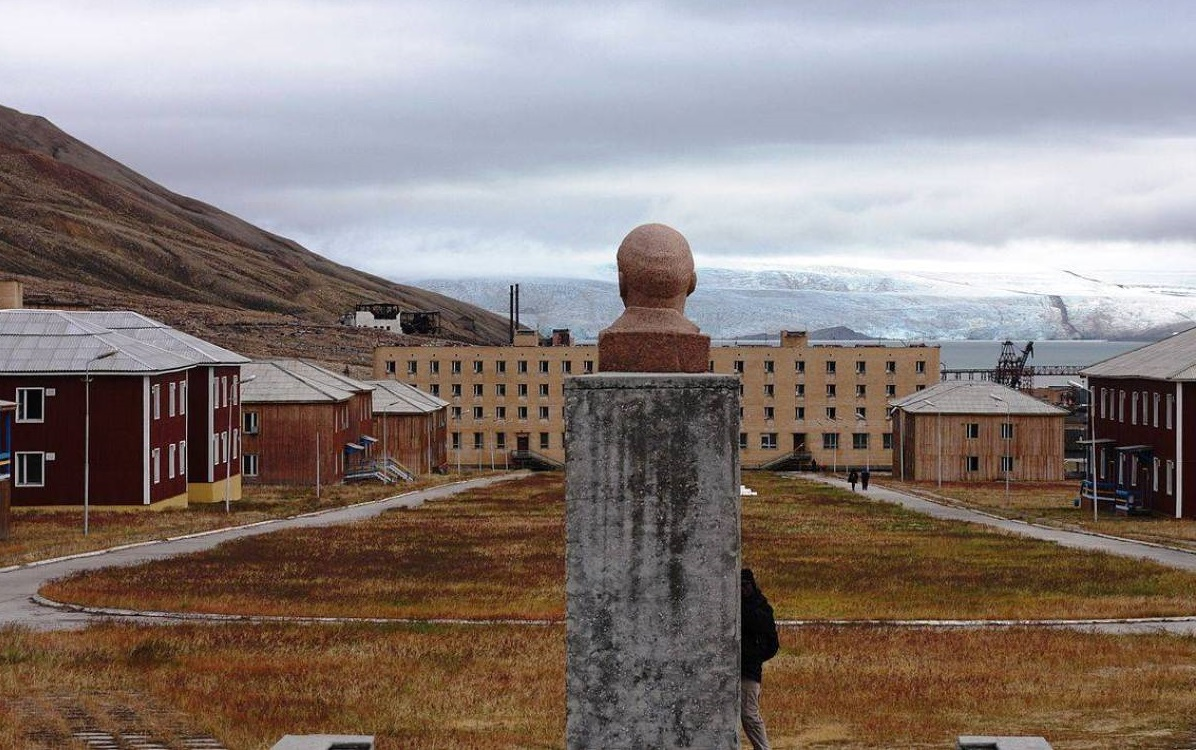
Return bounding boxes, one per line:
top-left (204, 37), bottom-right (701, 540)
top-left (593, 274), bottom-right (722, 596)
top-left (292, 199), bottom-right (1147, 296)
top-left (598, 224), bottom-right (711, 373)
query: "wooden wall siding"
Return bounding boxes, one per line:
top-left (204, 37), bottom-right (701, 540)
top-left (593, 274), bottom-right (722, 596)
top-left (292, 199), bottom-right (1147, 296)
top-left (375, 411), bottom-right (448, 474)
top-left (902, 413), bottom-right (1064, 483)
top-left (242, 401), bottom-right (362, 486)
top-left (1088, 377), bottom-right (1196, 518)
top-left (146, 372), bottom-right (189, 504)
top-left (2, 375), bottom-right (143, 506)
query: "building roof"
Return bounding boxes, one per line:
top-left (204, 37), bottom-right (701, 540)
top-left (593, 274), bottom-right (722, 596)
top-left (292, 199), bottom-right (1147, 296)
top-left (1081, 326), bottom-right (1196, 381)
top-left (241, 360), bottom-right (375, 404)
top-left (890, 380), bottom-right (1067, 416)
top-left (0, 310), bottom-right (200, 374)
top-left (71, 311), bottom-right (248, 365)
top-left (366, 380), bottom-right (448, 414)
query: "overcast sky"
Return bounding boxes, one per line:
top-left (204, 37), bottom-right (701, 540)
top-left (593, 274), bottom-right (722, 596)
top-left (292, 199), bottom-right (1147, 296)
top-left (5, 1), bottom-right (1196, 281)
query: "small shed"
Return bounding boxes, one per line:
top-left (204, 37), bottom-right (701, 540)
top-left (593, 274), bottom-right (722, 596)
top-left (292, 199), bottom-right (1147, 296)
top-left (890, 381), bottom-right (1068, 483)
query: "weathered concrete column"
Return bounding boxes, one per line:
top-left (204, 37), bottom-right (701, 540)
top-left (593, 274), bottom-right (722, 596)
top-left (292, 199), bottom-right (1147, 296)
top-left (565, 374), bottom-right (740, 748)
top-left (564, 223), bottom-right (740, 749)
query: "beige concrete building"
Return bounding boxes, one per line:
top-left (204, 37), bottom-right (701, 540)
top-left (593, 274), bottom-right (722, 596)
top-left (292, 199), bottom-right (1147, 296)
top-left (374, 330), bottom-right (939, 470)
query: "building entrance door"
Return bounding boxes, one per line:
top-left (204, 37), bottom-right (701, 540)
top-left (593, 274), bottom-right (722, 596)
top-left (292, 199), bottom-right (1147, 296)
top-left (516, 434), bottom-right (530, 452)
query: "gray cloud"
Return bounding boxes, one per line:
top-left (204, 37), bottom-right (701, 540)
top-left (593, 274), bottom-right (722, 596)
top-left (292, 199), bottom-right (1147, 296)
top-left (4, 0), bottom-right (1196, 278)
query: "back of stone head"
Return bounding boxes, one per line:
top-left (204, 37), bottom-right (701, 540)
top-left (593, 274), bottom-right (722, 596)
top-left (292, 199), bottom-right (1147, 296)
top-left (617, 223), bottom-right (697, 310)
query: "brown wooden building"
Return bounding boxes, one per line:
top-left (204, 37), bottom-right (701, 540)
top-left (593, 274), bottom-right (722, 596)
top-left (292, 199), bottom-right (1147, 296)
top-left (0, 310), bottom-right (247, 509)
top-left (890, 381), bottom-right (1067, 483)
top-left (1081, 327), bottom-right (1196, 518)
top-left (0, 399), bottom-right (14, 540)
top-left (367, 380), bottom-right (448, 475)
top-left (240, 360), bottom-right (377, 486)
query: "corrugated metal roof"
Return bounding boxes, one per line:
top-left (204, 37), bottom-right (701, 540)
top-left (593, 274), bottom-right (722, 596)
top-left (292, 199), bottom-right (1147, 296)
top-left (890, 380), bottom-right (1067, 415)
top-left (241, 360), bottom-right (374, 404)
top-left (366, 379), bottom-right (448, 414)
top-left (0, 310), bottom-right (197, 374)
top-left (1080, 326), bottom-right (1196, 381)
top-left (71, 311), bottom-right (249, 364)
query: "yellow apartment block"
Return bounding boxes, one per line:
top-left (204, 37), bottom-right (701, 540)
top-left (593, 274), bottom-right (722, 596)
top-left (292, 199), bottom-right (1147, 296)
top-left (373, 330), bottom-right (940, 470)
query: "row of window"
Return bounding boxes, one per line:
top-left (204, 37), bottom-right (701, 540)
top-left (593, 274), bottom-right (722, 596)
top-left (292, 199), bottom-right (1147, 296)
top-left (451, 431), bottom-right (555, 451)
top-left (738, 359), bottom-right (923, 375)
top-left (150, 380), bottom-right (189, 420)
top-left (1100, 450), bottom-right (1176, 496)
top-left (1099, 387), bottom-right (1175, 430)
top-left (393, 359), bottom-right (595, 376)
top-left (451, 405), bottom-right (557, 422)
top-left (391, 357), bottom-right (929, 377)
top-left (149, 440), bottom-right (189, 484)
top-left (13, 439), bottom-right (193, 488)
top-left (17, 379), bottom-right (197, 425)
top-left (963, 422), bottom-right (1015, 439)
top-left (745, 432), bottom-right (894, 450)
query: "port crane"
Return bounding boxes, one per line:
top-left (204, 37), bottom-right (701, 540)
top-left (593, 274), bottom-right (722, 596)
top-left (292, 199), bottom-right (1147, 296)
top-left (994, 340), bottom-right (1034, 390)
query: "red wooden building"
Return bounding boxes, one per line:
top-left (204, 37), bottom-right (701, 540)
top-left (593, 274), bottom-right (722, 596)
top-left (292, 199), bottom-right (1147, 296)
top-left (0, 310), bottom-right (248, 509)
top-left (367, 379), bottom-right (448, 475)
top-left (240, 360), bottom-right (378, 486)
top-left (1082, 328), bottom-right (1196, 518)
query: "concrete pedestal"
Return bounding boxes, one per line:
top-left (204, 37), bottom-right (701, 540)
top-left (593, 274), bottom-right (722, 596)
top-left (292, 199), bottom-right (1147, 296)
top-left (564, 374), bottom-right (740, 749)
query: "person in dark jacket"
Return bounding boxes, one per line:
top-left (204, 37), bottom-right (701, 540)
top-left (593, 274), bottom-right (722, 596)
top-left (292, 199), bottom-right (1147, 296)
top-left (861, 468), bottom-right (871, 490)
top-left (741, 568), bottom-right (774, 750)
top-left (848, 469), bottom-right (859, 491)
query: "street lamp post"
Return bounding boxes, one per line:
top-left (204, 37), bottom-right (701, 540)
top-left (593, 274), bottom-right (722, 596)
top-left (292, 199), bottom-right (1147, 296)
top-left (224, 374), bottom-right (255, 513)
top-left (84, 349), bottom-right (118, 535)
top-left (1069, 380), bottom-right (1099, 522)
top-left (990, 393), bottom-right (1011, 499)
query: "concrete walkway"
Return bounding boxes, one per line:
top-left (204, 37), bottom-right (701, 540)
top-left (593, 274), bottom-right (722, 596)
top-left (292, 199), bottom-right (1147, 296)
top-left (0, 473), bottom-right (525, 631)
top-left (800, 473), bottom-right (1196, 634)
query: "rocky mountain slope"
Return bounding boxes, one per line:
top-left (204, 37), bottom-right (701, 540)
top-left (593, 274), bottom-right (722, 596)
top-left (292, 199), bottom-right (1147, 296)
top-left (0, 104), bottom-right (509, 370)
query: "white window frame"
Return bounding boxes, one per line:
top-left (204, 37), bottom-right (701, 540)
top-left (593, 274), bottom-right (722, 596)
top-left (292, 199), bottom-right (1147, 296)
top-left (965, 455), bottom-right (980, 472)
top-left (1167, 460), bottom-right (1175, 495)
top-left (244, 410), bottom-right (259, 435)
top-left (1131, 392), bottom-right (1138, 425)
top-left (1167, 394), bottom-right (1175, 429)
top-left (16, 387), bottom-right (45, 423)
top-left (761, 433), bottom-right (778, 450)
top-left (965, 423), bottom-right (980, 439)
top-left (1000, 422), bottom-right (1014, 440)
top-left (169, 443), bottom-right (177, 479)
top-left (1153, 393), bottom-right (1161, 428)
top-left (180, 439), bottom-right (187, 475)
top-left (152, 384), bottom-right (161, 420)
top-left (180, 382), bottom-right (187, 415)
top-left (15, 452), bottom-right (45, 487)
top-left (243, 453), bottom-right (259, 477)
top-left (169, 382), bottom-right (177, 417)
top-left (1000, 455), bottom-right (1014, 473)
top-left (152, 447), bottom-right (161, 484)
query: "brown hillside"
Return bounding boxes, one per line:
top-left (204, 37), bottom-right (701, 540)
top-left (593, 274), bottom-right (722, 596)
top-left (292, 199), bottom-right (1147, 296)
top-left (0, 104), bottom-right (510, 368)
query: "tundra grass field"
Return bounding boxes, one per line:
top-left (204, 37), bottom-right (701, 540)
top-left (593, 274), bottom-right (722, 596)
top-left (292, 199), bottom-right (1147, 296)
top-left (0, 474), bottom-right (468, 568)
top-left (44, 473), bottom-right (1196, 620)
top-left (5, 473), bottom-right (1196, 749)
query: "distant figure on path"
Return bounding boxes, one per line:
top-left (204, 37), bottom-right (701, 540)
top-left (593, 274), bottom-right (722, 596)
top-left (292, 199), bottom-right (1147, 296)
top-left (848, 469), bottom-right (859, 491)
top-left (861, 468), bottom-right (871, 491)
top-left (741, 569), bottom-right (778, 750)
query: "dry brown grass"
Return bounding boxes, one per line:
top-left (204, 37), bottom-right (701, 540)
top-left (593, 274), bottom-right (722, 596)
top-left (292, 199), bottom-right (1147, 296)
top-left (880, 477), bottom-right (1196, 552)
top-left (0, 474), bottom-right (472, 569)
top-left (4, 623), bottom-right (1196, 749)
top-left (44, 473), bottom-right (1196, 621)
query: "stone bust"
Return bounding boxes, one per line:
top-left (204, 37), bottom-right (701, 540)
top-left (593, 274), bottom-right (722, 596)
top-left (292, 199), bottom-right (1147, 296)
top-left (598, 224), bottom-right (710, 372)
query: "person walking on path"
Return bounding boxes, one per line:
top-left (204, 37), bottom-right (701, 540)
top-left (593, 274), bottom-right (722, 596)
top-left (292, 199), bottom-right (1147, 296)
top-left (861, 468), bottom-right (871, 491)
top-left (741, 568), bottom-right (778, 750)
top-left (848, 469), bottom-right (859, 491)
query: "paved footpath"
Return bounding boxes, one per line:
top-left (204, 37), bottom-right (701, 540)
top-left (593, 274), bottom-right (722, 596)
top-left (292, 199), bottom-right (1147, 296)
top-left (801, 474), bottom-right (1196, 634)
top-left (0, 473), bottom-right (525, 631)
